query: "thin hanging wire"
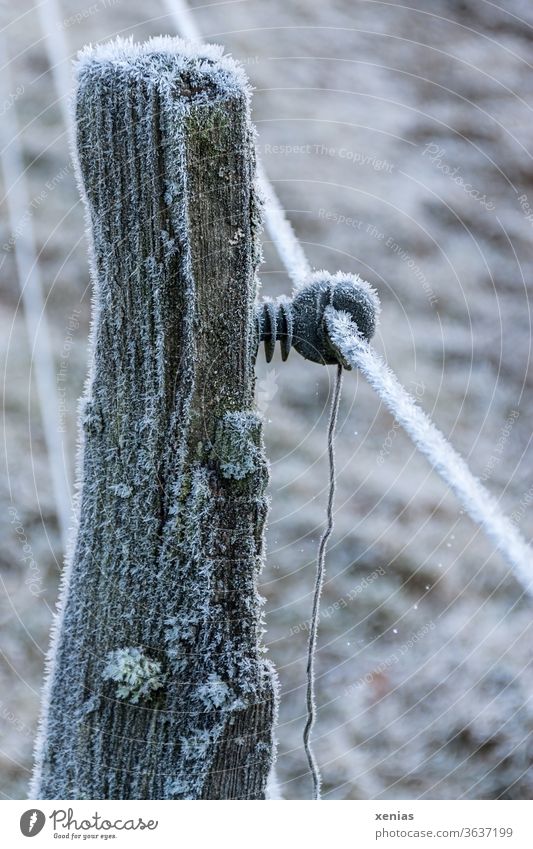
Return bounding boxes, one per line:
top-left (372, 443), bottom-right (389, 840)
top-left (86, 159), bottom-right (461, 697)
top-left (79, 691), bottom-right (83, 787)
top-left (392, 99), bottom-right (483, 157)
top-left (303, 363), bottom-right (343, 800)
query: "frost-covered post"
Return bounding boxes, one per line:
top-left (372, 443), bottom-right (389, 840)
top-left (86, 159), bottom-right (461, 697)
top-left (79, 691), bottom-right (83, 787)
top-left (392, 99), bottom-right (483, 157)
top-left (31, 37), bottom-right (277, 800)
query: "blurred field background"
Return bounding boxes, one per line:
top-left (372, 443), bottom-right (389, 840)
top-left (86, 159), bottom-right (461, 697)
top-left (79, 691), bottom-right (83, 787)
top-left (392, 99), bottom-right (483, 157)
top-left (1, 0), bottom-right (533, 799)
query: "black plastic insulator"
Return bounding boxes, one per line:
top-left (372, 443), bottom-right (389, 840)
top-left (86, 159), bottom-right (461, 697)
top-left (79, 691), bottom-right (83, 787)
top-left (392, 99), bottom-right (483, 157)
top-left (255, 272), bottom-right (380, 366)
top-left (256, 296), bottom-right (293, 363)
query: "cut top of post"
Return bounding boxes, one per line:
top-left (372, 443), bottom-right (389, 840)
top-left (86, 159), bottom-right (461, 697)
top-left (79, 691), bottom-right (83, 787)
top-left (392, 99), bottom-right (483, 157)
top-left (75, 35), bottom-right (251, 104)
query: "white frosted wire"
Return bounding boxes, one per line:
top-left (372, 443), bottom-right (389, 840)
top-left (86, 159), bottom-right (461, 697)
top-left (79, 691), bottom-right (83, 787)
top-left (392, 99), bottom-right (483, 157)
top-left (36, 0), bottom-right (74, 130)
top-left (163, 0), bottom-right (204, 42)
top-left (0, 34), bottom-right (71, 550)
top-left (326, 308), bottom-right (533, 596)
top-left (256, 162), bottom-right (311, 286)
top-left (163, 0), bottom-right (311, 287)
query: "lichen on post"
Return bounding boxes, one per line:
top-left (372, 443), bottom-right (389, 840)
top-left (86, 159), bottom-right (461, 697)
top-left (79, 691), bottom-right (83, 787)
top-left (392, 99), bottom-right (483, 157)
top-left (31, 36), bottom-right (277, 800)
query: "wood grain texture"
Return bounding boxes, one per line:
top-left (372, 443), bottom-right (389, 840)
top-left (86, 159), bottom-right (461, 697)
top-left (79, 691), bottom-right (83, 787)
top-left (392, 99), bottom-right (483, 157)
top-left (31, 37), bottom-right (277, 800)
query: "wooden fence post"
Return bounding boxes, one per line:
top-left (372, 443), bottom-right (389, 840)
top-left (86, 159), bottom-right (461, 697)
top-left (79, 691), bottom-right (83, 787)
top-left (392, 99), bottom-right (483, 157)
top-left (31, 37), bottom-right (277, 800)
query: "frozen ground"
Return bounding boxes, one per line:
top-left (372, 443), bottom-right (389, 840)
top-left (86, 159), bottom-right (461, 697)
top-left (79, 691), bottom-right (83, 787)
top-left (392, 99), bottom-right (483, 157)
top-left (1, 0), bottom-right (533, 799)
